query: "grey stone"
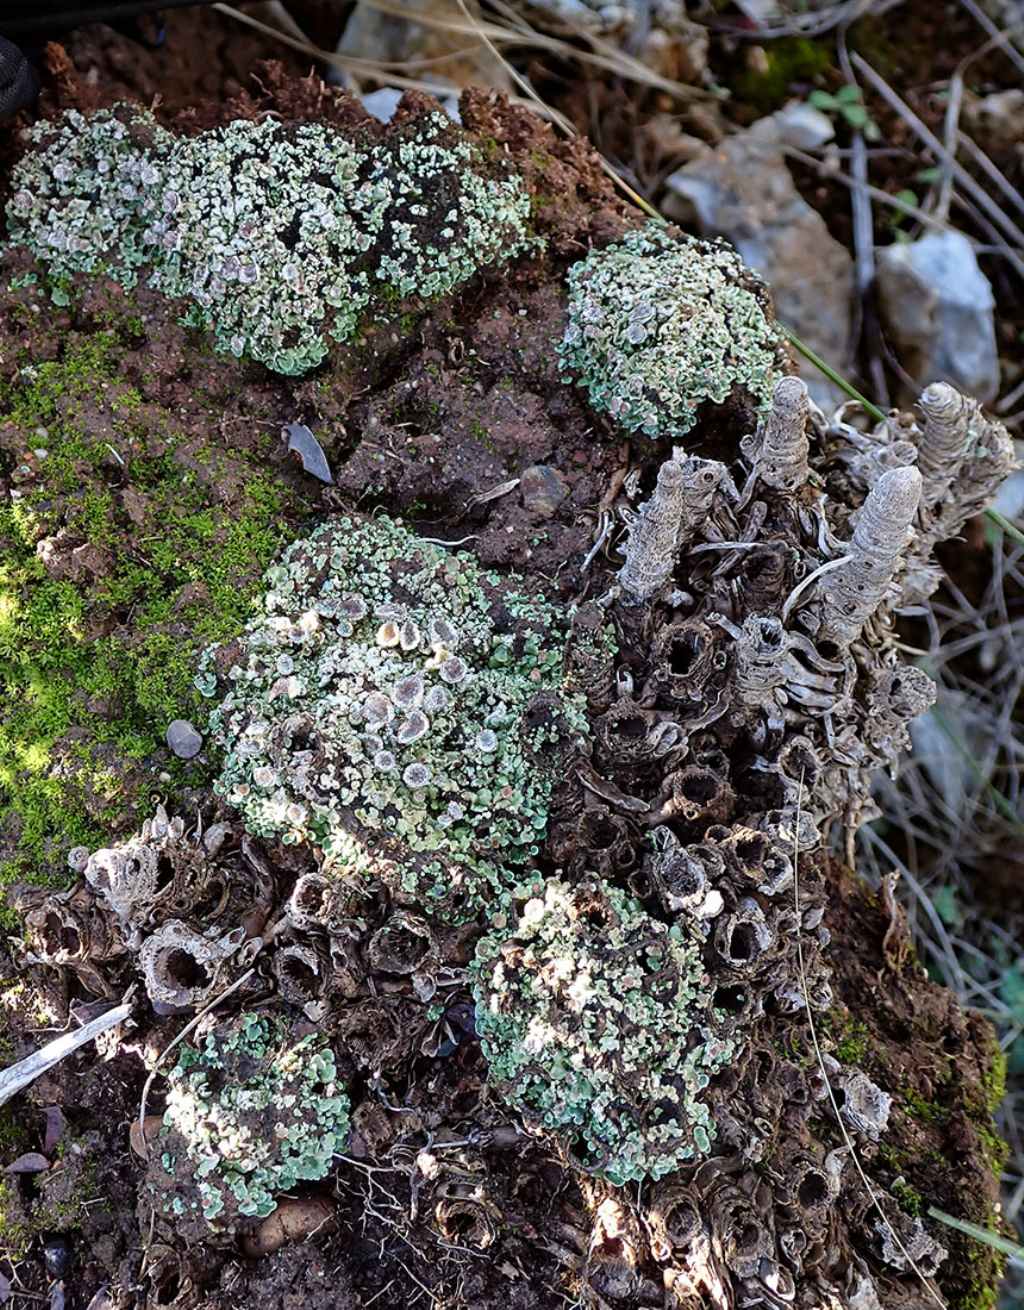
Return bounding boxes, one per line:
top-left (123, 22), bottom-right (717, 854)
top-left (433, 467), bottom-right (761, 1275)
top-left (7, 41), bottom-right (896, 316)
top-left (963, 88), bottom-right (1024, 154)
top-left (770, 101), bottom-right (835, 151)
top-left (166, 719), bottom-right (203, 759)
top-left (333, 0), bottom-right (506, 114)
top-left (664, 127), bottom-right (854, 412)
top-left (285, 423), bottom-right (334, 485)
top-left (360, 88), bottom-right (404, 125)
top-left (520, 464), bottom-right (568, 518)
top-left (875, 230), bottom-right (999, 403)
top-left (360, 85), bottom-right (460, 126)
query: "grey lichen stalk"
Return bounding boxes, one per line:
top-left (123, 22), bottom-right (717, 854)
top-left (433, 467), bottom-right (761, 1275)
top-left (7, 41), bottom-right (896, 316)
top-left (151, 1012), bottom-right (350, 1228)
top-left (558, 222), bottom-right (786, 439)
top-left (197, 514), bottom-right (588, 915)
top-left (472, 876), bottom-right (733, 1185)
top-left (6, 105), bottom-right (533, 374)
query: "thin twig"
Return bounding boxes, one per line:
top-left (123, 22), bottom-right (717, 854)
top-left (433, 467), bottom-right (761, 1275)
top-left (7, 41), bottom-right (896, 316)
top-left (0, 1001), bottom-right (132, 1108)
top-left (934, 70), bottom-right (964, 223)
top-left (956, 0), bottom-right (1024, 78)
top-left (780, 327), bottom-right (886, 421)
top-left (702, 0), bottom-right (905, 41)
top-left (852, 53), bottom-right (1024, 277)
top-left (956, 129), bottom-right (1024, 227)
top-left (783, 143), bottom-right (1004, 245)
top-left (358, 0), bottom-right (717, 100)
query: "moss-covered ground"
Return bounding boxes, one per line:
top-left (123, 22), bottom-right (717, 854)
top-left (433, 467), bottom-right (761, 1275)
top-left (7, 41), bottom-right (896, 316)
top-left (0, 328), bottom-right (309, 912)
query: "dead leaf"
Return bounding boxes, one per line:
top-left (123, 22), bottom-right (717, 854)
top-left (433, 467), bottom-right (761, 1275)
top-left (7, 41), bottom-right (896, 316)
top-left (284, 423), bottom-right (333, 484)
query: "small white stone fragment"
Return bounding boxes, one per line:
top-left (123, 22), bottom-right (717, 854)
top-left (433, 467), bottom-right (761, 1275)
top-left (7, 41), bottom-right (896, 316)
top-left (166, 719), bottom-right (203, 759)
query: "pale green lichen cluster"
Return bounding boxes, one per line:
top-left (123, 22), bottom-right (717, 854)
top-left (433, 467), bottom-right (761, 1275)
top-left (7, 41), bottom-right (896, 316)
top-left (558, 222), bottom-right (784, 439)
top-left (143, 119), bottom-right (386, 376)
top-left (7, 106), bottom-right (533, 374)
top-left (6, 106), bottom-right (171, 289)
top-left (197, 515), bottom-right (587, 914)
top-left (472, 877), bottom-right (733, 1185)
top-left (158, 1012), bottom-right (350, 1226)
top-left (365, 119), bottom-right (532, 301)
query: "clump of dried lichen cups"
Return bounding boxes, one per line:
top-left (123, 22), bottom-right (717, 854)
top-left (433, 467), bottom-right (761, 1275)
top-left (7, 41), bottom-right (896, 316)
top-left (471, 877), bottom-right (734, 1185)
top-left (198, 515), bottom-right (587, 916)
top-left (559, 222), bottom-right (786, 439)
top-left (149, 1012), bottom-right (350, 1231)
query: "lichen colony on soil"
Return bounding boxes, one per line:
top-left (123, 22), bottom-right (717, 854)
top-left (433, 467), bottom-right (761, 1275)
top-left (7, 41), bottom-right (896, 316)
top-left (0, 62), bottom-right (1014, 1310)
top-left (8, 104), bottom-right (532, 374)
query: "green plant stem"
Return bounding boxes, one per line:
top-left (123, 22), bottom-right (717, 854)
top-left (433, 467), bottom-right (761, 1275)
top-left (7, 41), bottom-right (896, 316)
top-left (928, 1208), bottom-right (1024, 1264)
top-left (779, 325), bottom-right (888, 420)
top-left (987, 507), bottom-right (1024, 549)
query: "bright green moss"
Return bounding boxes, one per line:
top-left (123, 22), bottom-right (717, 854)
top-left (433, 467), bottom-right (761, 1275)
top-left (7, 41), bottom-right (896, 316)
top-left (0, 337), bottom-right (303, 896)
top-left (951, 1206), bottom-right (1007, 1310)
top-left (0, 1177), bottom-right (31, 1260)
top-left (891, 1177), bottom-right (924, 1216)
top-left (981, 1036), bottom-right (1007, 1114)
top-left (901, 1087), bottom-right (948, 1125)
top-left (828, 1011), bottom-right (871, 1064)
top-left (730, 37), bottom-right (833, 113)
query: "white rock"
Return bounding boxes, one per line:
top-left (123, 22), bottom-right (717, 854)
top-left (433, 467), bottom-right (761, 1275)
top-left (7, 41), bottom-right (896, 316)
top-left (664, 129), bottom-right (854, 411)
top-left (360, 88), bottom-right (404, 125)
top-left (166, 719), bottom-right (203, 759)
top-left (876, 230), bottom-right (999, 402)
top-left (769, 101), bottom-right (835, 151)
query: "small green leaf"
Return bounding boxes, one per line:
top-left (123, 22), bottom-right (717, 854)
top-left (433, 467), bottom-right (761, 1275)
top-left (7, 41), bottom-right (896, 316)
top-left (836, 83), bottom-right (862, 104)
top-left (842, 104), bottom-right (870, 128)
top-left (808, 90), bottom-right (838, 110)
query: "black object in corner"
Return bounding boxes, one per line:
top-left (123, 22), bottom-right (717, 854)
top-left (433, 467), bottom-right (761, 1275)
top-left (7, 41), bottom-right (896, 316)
top-left (0, 33), bottom-right (38, 117)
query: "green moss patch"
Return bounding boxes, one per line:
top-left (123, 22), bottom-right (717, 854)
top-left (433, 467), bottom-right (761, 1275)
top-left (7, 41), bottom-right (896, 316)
top-left (0, 331), bottom-right (308, 903)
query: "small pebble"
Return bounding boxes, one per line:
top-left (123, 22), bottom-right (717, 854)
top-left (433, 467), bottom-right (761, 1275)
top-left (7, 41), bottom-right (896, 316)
top-left (42, 1234), bottom-right (71, 1280)
top-left (520, 464), bottom-right (567, 519)
top-left (166, 719), bottom-right (203, 759)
